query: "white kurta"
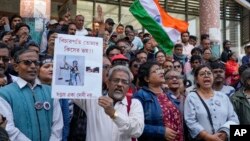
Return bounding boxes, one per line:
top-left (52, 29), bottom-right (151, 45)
top-left (74, 96), bottom-right (144, 141)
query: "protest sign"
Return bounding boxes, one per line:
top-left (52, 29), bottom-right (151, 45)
top-left (52, 34), bottom-right (103, 99)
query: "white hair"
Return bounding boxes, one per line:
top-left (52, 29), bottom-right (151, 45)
top-left (108, 65), bottom-right (133, 82)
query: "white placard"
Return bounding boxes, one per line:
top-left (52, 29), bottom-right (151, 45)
top-left (52, 34), bottom-right (103, 99)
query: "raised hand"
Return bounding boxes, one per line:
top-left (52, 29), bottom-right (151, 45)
top-left (98, 96), bottom-right (115, 118)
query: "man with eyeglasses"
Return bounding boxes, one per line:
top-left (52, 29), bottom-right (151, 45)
top-left (74, 65), bottom-right (144, 141)
top-left (0, 49), bottom-right (63, 141)
top-left (0, 42), bottom-right (17, 87)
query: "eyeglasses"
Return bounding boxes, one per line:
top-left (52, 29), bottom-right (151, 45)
top-left (0, 56), bottom-right (10, 63)
top-left (110, 78), bottom-right (130, 85)
top-left (166, 75), bottom-right (183, 80)
top-left (198, 71), bottom-right (213, 77)
top-left (174, 65), bottom-right (181, 69)
top-left (17, 60), bottom-right (40, 66)
top-left (132, 64), bottom-right (140, 68)
top-left (151, 68), bottom-right (164, 74)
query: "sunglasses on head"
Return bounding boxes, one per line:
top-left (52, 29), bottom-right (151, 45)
top-left (17, 60), bottom-right (40, 66)
top-left (0, 56), bottom-right (10, 63)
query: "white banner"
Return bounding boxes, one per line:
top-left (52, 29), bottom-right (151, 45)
top-left (52, 34), bottom-right (103, 99)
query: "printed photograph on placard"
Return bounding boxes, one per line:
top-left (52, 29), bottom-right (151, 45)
top-left (86, 66), bottom-right (100, 73)
top-left (55, 55), bottom-right (85, 86)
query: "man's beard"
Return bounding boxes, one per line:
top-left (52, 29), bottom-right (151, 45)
top-left (112, 92), bottom-right (124, 101)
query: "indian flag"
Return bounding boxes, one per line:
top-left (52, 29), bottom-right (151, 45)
top-left (129, 0), bottom-right (189, 54)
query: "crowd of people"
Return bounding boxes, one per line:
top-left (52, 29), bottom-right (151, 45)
top-left (1, 6), bottom-right (250, 141)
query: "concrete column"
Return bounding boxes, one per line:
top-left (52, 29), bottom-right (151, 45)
top-left (200, 0), bottom-right (220, 35)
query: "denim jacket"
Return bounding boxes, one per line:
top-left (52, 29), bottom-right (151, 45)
top-left (133, 86), bottom-right (167, 141)
top-left (59, 99), bottom-right (70, 141)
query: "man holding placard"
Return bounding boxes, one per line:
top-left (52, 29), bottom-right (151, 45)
top-left (74, 65), bottom-right (144, 141)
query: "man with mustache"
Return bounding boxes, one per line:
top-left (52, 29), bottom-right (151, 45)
top-left (67, 22), bottom-right (77, 35)
top-left (211, 62), bottom-right (235, 97)
top-left (74, 65), bottom-right (144, 141)
top-left (0, 49), bottom-right (63, 141)
top-left (0, 42), bottom-right (17, 87)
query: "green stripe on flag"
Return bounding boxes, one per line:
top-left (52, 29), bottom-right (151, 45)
top-left (129, 0), bottom-right (174, 55)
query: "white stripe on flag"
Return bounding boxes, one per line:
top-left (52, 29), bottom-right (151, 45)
top-left (163, 27), bottom-right (181, 43)
top-left (140, 0), bottom-right (162, 25)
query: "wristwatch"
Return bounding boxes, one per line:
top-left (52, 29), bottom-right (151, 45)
top-left (111, 111), bottom-right (118, 119)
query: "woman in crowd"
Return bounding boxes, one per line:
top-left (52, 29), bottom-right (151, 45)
top-left (38, 55), bottom-right (53, 85)
top-left (202, 48), bottom-right (212, 66)
top-left (173, 60), bottom-right (184, 75)
top-left (38, 55), bottom-right (71, 141)
top-left (155, 50), bottom-right (166, 68)
top-left (184, 65), bottom-right (239, 141)
top-left (225, 52), bottom-right (239, 87)
top-left (165, 69), bottom-right (185, 114)
top-left (141, 37), bottom-right (155, 61)
top-left (134, 62), bottom-right (184, 141)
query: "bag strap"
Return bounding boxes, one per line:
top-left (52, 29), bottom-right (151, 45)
top-left (194, 91), bottom-right (215, 134)
top-left (126, 95), bottom-right (132, 114)
top-left (126, 96), bottom-right (136, 141)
